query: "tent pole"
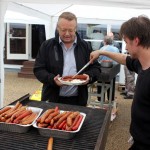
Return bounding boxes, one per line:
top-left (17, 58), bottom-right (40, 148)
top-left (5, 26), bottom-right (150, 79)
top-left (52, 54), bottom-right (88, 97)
top-left (0, 0), bottom-right (8, 108)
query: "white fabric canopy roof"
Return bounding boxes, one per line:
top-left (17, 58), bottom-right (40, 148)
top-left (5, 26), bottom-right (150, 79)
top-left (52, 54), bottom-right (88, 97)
top-left (4, 0), bottom-right (150, 23)
top-left (19, 3), bottom-right (150, 20)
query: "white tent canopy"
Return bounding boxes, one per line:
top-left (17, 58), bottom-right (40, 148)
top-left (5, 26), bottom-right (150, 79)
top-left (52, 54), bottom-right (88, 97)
top-left (4, 1), bottom-right (150, 23)
top-left (19, 3), bottom-right (150, 20)
top-left (1, 0), bottom-right (150, 107)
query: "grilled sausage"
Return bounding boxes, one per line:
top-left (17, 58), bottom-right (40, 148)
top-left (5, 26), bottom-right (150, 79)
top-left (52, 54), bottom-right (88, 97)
top-left (40, 109), bottom-right (55, 123)
top-left (73, 75), bottom-right (87, 80)
top-left (62, 75), bottom-right (87, 81)
top-left (13, 110), bottom-right (32, 124)
top-left (67, 111), bottom-right (80, 127)
top-left (72, 115), bottom-right (83, 131)
top-left (44, 110), bottom-right (60, 124)
top-left (21, 112), bottom-right (37, 125)
top-left (53, 111), bottom-right (67, 122)
top-left (0, 107), bottom-right (11, 115)
top-left (54, 111), bottom-right (71, 128)
top-left (38, 123), bottom-right (48, 128)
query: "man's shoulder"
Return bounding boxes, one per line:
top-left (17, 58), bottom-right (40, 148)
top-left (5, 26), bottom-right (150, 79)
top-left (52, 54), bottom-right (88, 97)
top-left (126, 57), bottom-right (141, 72)
top-left (42, 38), bottom-right (57, 46)
top-left (101, 45), bottom-right (118, 51)
top-left (108, 45), bottom-right (119, 52)
top-left (79, 38), bottom-right (90, 46)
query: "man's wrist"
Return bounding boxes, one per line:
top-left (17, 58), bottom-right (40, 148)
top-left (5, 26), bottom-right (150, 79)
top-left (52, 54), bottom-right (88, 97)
top-left (99, 49), bottom-right (102, 55)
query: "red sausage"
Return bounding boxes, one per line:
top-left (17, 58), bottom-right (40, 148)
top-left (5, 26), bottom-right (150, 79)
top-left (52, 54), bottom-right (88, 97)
top-left (72, 115), bottom-right (83, 131)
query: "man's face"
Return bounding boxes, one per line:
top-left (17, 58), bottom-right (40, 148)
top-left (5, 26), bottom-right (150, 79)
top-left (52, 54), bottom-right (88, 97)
top-left (57, 18), bottom-right (77, 44)
top-left (124, 37), bottom-right (139, 58)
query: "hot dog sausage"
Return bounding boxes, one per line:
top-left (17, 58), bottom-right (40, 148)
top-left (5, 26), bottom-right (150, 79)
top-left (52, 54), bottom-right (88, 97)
top-left (40, 109), bottom-right (55, 123)
top-left (72, 115), bottom-right (83, 131)
top-left (44, 110), bottom-right (60, 124)
top-left (21, 112), bottom-right (37, 125)
top-left (0, 107), bottom-right (11, 115)
top-left (54, 111), bottom-right (71, 128)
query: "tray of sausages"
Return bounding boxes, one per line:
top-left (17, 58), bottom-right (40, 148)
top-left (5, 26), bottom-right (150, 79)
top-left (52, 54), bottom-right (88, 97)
top-left (33, 107), bottom-right (86, 139)
top-left (0, 101), bottom-right (43, 133)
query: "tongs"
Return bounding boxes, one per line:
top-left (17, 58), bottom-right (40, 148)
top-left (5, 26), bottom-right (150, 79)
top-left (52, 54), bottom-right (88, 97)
top-left (72, 61), bottom-right (91, 78)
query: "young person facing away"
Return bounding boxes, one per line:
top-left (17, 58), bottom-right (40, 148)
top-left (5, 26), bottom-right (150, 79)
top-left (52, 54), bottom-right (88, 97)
top-left (33, 12), bottom-right (101, 106)
top-left (90, 15), bottom-right (150, 150)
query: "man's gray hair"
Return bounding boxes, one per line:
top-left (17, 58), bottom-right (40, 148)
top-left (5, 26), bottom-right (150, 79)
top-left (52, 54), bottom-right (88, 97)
top-left (104, 36), bottom-right (113, 45)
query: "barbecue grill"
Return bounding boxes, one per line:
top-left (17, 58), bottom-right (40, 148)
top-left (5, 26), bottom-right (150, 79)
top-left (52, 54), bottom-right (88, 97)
top-left (0, 94), bottom-right (111, 150)
top-left (88, 64), bottom-right (120, 107)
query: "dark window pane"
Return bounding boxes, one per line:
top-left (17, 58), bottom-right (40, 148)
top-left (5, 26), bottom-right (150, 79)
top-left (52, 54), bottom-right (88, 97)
top-left (10, 23), bottom-right (26, 37)
top-left (10, 39), bottom-right (26, 54)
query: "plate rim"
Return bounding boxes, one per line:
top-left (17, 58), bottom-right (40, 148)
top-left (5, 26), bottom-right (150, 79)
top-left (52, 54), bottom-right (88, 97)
top-left (58, 77), bottom-right (86, 85)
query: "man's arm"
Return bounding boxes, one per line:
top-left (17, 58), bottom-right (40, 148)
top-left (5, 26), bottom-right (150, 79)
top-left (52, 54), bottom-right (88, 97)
top-left (90, 50), bottom-right (127, 65)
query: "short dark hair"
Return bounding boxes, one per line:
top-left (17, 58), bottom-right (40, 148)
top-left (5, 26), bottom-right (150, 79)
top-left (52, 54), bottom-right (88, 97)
top-left (120, 15), bottom-right (150, 48)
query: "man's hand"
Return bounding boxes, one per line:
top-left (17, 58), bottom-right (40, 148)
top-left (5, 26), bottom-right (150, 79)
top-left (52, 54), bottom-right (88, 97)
top-left (90, 50), bottom-right (101, 64)
top-left (54, 74), bottom-right (63, 86)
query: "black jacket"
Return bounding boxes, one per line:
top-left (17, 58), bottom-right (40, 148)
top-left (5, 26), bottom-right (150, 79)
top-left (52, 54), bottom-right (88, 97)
top-left (33, 32), bottom-right (101, 106)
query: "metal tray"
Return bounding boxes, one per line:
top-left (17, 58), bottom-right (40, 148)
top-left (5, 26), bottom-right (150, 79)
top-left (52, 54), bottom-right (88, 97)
top-left (33, 111), bottom-right (86, 139)
top-left (0, 105), bottom-right (43, 133)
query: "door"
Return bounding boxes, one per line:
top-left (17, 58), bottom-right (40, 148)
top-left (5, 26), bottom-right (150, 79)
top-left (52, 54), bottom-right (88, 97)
top-left (7, 23), bottom-right (30, 60)
top-left (31, 24), bottom-right (46, 59)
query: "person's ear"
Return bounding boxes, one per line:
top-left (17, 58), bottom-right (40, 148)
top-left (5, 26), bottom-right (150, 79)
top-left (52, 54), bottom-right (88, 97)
top-left (134, 37), bottom-right (140, 46)
top-left (56, 23), bottom-right (59, 31)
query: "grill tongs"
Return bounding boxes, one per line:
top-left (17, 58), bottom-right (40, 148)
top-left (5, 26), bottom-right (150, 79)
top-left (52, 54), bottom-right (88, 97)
top-left (72, 61), bottom-right (91, 78)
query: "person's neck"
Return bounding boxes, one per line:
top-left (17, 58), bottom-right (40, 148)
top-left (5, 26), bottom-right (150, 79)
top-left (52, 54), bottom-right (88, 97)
top-left (139, 47), bottom-right (150, 70)
top-left (64, 43), bottom-right (73, 49)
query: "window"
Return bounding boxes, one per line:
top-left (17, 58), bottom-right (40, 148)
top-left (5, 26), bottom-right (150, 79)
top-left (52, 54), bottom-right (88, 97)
top-left (77, 23), bottom-right (107, 50)
top-left (111, 25), bottom-right (122, 52)
top-left (9, 23), bottom-right (26, 54)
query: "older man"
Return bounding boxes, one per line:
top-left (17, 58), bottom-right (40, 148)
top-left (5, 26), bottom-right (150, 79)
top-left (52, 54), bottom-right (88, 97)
top-left (34, 12), bottom-right (101, 106)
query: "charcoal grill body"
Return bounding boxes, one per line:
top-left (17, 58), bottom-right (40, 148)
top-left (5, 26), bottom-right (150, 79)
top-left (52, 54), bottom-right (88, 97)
top-left (0, 94), bottom-right (111, 150)
top-left (88, 64), bottom-right (120, 107)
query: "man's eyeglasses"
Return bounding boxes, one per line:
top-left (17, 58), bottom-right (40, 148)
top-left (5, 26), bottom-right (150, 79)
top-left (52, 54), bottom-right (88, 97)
top-left (59, 28), bottom-right (76, 33)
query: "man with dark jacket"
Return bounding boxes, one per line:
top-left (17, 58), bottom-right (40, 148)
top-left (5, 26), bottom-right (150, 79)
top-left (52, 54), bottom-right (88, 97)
top-left (33, 12), bottom-right (101, 106)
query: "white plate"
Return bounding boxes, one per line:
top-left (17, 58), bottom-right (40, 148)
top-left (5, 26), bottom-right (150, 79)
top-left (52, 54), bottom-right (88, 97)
top-left (58, 77), bottom-right (86, 85)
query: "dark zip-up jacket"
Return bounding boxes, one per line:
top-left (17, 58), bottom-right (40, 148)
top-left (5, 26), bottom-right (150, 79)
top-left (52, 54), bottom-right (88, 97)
top-left (33, 32), bottom-right (101, 106)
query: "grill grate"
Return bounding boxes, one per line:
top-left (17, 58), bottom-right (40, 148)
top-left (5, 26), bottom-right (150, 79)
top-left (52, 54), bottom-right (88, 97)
top-left (0, 95), bottom-right (110, 150)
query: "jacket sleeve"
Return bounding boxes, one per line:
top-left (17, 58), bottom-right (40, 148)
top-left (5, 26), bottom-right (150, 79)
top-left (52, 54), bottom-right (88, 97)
top-left (33, 41), bottom-right (57, 87)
